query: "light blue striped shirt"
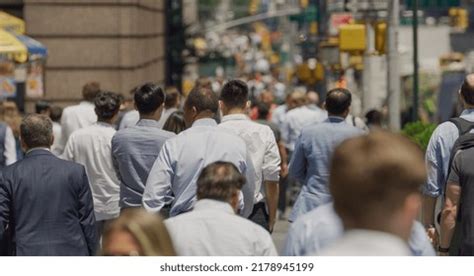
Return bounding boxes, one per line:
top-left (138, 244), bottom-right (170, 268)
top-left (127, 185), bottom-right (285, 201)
top-left (423, 109), bottom-right (474, 197)
top-left (112, 119), bottom-right (175, 208)
top-left (142, 118), bottom-right (256, 217)
top-left (288, 116), bottom-right (363, 222)
top-left (282, 203), bottom-right (435, 256)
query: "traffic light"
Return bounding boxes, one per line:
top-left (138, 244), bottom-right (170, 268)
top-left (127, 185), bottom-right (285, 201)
top-left (249, 0), bottom-right (260, 15)
top-left (449, 7), bottom-right (469, 30)
top-left (375, 21), bottom-right (387, 54)
top-left (339, 24), bottom-right (366, 52)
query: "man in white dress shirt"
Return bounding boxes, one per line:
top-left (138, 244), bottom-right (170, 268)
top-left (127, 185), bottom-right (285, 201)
top-left (218, 79), bottom-right (280, 232)
top-left (63, 91), bottom-right (122, 233)
top-left (59, 82), bottom-right (100, 153)
top-left (165, 162), bottom-right (277, 256)
top-left (321, 131), bottom-right (427, 256)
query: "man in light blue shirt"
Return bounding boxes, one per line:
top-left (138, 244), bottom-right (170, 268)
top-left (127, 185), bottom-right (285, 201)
top-left (282, 203), bottom-right (435, 256)
top-left (423, 74), bottom-right (474, 242)
top-left (142, 87), bottom-right (256, 217)
top-left (288, 88), bottom-right (363, 222)
top-left (112, 83), bottom-right (175, 209)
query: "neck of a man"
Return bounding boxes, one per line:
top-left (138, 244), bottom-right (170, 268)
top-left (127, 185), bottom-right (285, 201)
top-left (328, 113), bottom-right (347, 119)
top-left (98, 118), bottom-right (114, 125)
top-left (193, 111), bottom-right (215, 122)
top-left (139, 111), bottom-right (160, 121)
top-left (223, 107), bottom-right (246, 116)
top-left (344, 218), bottom-right (410, 242)
top-left (465, 104), bottom-right (474, 110)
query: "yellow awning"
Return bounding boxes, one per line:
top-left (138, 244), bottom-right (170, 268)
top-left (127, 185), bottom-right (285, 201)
top-left (0, 29), bottom-right (28, 63)
top-left (0, 11), bottom-right (25, 34)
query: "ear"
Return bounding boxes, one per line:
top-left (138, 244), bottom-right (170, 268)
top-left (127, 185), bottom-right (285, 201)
top-left (50, 134), bottom-right (54, 147)
top-left (192, 106), bottom-right (198, 118)
top-left (246, 100), bottom-right (251, 109)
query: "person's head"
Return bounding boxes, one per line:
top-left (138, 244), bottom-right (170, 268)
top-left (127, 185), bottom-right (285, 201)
top-left (196, 162), bottom-right (246, 212)
top-left (459, 73), bottom-right (474, 108)
top-left (259, 90), bottom-right (274, 105)
top-left (330, 131), bottom-right (426, 241)
top-left (133, 83), bottom-right (165, 120)
top-left (288, 91), bottom-right (307, 110)
top-left (49, 106), bottom-right (63, 123)
top-left (183, 86), bottom-right (219, 127)
top-left (365, 109), bottom-right (383, 127)
top-left (324, 88), bottom-right (352, 117)
top-left (306, 91), bottom-right (320, 106)
top-left (102, 209), bottom-right (176, 256)
top-left (256, 102), bottom-right (271, 121)
top-left (163, 111), bottom-right (186, 134)
top-left (20, 114), bottom-right (53, 151)
top-left (35, 101), bottom-right (51, 116)
top-left (82, 82), bottom-right (101, 102)
top-left (164, 87), bottom-right (181, 109)
top-left (219, 79), bottom-right (249, 114)
top-left (95, 91), bottom-right (122, 123)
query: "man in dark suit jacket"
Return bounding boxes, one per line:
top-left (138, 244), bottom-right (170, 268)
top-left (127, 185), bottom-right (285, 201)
top-left (0, 114), bottom-right (98, 256)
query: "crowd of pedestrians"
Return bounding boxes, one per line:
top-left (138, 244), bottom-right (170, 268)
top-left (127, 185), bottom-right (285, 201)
top-left (1, 74), bottom-right (474, 256)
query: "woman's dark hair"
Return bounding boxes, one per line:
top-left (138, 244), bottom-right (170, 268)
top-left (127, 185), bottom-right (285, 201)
top-left (163, 111), bottom-right (186, 135)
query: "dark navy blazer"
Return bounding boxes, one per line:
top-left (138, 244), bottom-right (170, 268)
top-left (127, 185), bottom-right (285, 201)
top-left (0, 149), bottom-right (98, 256)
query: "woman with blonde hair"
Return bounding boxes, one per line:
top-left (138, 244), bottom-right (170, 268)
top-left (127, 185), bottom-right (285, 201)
top-left (101, 209), bottom-right (176, 256)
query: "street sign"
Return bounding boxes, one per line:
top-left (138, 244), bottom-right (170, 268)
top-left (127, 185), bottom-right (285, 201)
top-left (345, 0), bottom-right (390, 12)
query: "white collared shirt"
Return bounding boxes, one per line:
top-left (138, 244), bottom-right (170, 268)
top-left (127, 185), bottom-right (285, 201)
top-left (4, 125), bottom-right (16, 165)
top-left (51, 121), bottom-right (63, 156)
top-left (219, 114), bottom-right (280, 202)
top-left (165, 199), bottom-right (277, 256)
top-left (321, 229), bottom-right (411, 256)
top-left (59, 101), bottom-right (97, 151)
top-left (63, 122), bottom-right (120, 221)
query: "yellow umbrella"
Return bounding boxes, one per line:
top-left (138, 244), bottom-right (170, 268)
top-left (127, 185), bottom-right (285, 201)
top-left (0, 29), bottom-right (28, 63)
top-left (0, 11), bottom-right (25, 34)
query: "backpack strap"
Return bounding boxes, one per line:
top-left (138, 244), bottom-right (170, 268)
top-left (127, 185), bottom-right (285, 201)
top-left (449, 117), bottom-right (474, 136)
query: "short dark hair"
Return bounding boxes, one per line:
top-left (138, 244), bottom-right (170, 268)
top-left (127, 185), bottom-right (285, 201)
top-left (50, 106), bottom-right (63, 122)
top-left (461, 74), bottom-right (474, 105)
top-left (164, 87), bottom-right (180, 109)
top-left (325, 88), bottom-right (352, 115)
top-left (196, 162), bottom-right (246, 202)
top-left (220, 79), bottom-right (249, 108)
top-left (82, 82), bottom-right (101, 102)
top-left (35, 101), bottom-right (50, 114)
top-left (256, 102), bottom-right (270, 120)
top-left (185, 86), bottom-right (218, 114)
top-left (163, 111), bottom-right (186, 134)
top-left (95, 91), bottom-right (122, 120)
top-left (134, 83), bottom-right (165, 115)
top-left (20, 114), bottom-right (53, 149)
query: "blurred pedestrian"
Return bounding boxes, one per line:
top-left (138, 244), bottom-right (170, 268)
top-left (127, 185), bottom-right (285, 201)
top-left (59, 82), bottom-right (100, 151)
top-left (112, 84), bottom-right (175, 211)
top-left (0, 114), bottom-right (98, 256)
top-left (118, 87), bottom-right (139, 130)
top-left (35, 100), bottom-right (51, 116)
top-left (157, 87), bottom-right (181, 128)
top-left (49, 105), bottom-right (63, 156)
top-left (322, 131), bottom-right (426, 255)
top-left (143, 87), bottom-right (256, 217)
top-left (423, 73), bottom-right (474, 246)
top-left (288, 88), bottom-right (363, 222)
top-left (63, 91), bottom-right (122, 234)
top-left (0, 102), bottom-right (17, 167)
top-left (219, 80), bottom-right (280, 232)
top-left (162, 111), bottom-right (186, 135)
top-left (102, 209), bottom-right (175, 256)
top-left (283, 202), bottom-right (434, 256)
top-left (165, 162), bottom-right (277, 256)
top-left (365, 109), bottom-right (384, 131)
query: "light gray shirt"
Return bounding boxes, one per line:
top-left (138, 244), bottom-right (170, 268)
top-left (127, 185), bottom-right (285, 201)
top-left (165, 199), bottom-right (277, 256)
top-left (142, 118), bottom-right (256, 217)
top-left (281, 106), bottom-right (327, 151)
top-left (60, 101), bottom-right (97, 151)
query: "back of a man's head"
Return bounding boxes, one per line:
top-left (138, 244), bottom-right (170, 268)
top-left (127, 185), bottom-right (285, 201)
top-left (95, 91), bottom-right (122, 121)
top-left (325, 88), bottom-right (352, 116)
top-left (82, 82), bottom-right (101, 102)
top-left (306, 91), bottom-right (320, 106)
top-left (289, 91), bottom-right (307, 109)
top-left (220, 79), bottom-right (249, 109)
top-left (256, 102), bottom-right (270, 120)
top-left (134, 83), bottom-right (165, 115)
top-left (35, 101), bottom-right (50, 115)
top-left (185, 86), bottom-right (219, 115)
top-left (460, 73), bottom-right (474, 106)
top-left (50, 106), bottom-right (63, 123)
top-left (164, 87), bottom-right (181, 109)
top-left (330, 131), bottom-right (426, 237)
top-left (20, 114), bottom-right (53, 150)
top-left (196, 162), bottom-right (246, 204)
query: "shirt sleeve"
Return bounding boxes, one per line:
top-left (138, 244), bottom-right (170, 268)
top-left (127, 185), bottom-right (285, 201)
top-left (282, 222), bottom-right (305, 256)
top-left (262, 128), bottom-right (280, 182)
top-left (142, 142), bottom-right (174, 213)
top-left (0, 171), bottom-right (10, 243)
top-left (288, 133), bottom-right (307, 183)
top-left (62, 134), bottom-right (75, 161)
top-left (241, 151), bottom-right (257, 218)
top-left (4, 126), bottom-right (16, 165)
top-left (447, 151), bottom-right (462, 186)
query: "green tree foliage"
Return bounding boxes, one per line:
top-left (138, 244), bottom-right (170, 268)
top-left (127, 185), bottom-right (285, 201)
top-left (401, 121), bottom-right (437, 151)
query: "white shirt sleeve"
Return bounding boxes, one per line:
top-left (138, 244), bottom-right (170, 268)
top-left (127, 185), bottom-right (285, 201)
top-left (61, 135), bottom-right (75, 161)
top-left (4, 126), bottom-right (16, 165)
top-left (262, 127), bottom-right (281, 182)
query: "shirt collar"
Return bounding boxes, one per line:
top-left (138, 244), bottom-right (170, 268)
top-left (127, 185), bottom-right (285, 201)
top-left (26, 147), bottom-right (50, 154)
top-left (221, 114), bottom-right (249, 123)
top-left (136, 119), bottom-right (161, 128)
top-left (95, 121), bottom-right (115, 128)
top-left (461, 109), bottom-right (474, 116)
top-left (327, 116), bottom-right (346, 123)
top-left (79, 101), bottom-right (94, 106)
top-left (344, 229), bottom-right (410, 254)
top-left (193, 199), bottom-right (235, 214)
top-left (192, 118), bottom-right (217, 128)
